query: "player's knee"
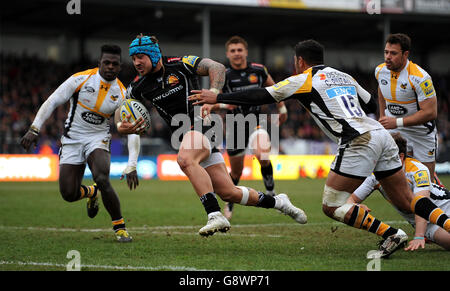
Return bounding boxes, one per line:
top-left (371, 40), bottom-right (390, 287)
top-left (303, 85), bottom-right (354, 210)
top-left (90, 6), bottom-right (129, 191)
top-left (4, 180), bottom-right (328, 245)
top-left (322, 185), bottom-right (352, 221)
top-left (59, 187), bottom-right (79, 202)
top-left (322, 204), bottom-right (335, 218)
top-left (177, 153), bottom-right (195, 172)
top-left (93, 173), bottom-right (109, 189)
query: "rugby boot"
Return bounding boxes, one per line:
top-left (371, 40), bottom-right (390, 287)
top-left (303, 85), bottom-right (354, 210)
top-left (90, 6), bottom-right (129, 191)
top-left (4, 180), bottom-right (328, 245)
top-left (199, 211), bottom-right (231, 237)
top-left (275, 194), bottom-right (307, 224)
top-left (115, 229), bottom-right (133, 243)
top-left (87, 184), bottom-right (99, 218)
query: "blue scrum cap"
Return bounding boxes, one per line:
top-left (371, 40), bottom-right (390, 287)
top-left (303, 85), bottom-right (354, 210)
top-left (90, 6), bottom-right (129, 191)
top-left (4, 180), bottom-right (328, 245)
top-left (129, 35), bottom-right (161, 67)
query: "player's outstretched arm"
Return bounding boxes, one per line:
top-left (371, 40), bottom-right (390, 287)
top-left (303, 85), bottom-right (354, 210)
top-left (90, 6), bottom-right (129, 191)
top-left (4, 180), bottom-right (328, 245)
top-left (189, 87), bottom-right (276, 106)
top-left (20, 79), bottom-right (74, 152)
top-left (120, 134), bottom-right (140, 190)
top-left (405, 190), bottom-right (429, 251)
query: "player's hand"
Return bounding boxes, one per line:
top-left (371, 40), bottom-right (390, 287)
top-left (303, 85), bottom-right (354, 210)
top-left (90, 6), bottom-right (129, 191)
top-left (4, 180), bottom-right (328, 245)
top-left (189, 89), bottom-right (218, 105)
top-left (404, 238), bottom-right (425, 251)
top-left (378, 116), bottom-right (397, 129)
top-left (117, 115), bottom-right (146, 135)
top-left (277, 112), bottom-right (288, 126)
top-left (200, 104), bottom-right (215, 118)
top-left (20, 130), bottom-right (39, 152)
top-left (120, 166), bottom-right (139, 190)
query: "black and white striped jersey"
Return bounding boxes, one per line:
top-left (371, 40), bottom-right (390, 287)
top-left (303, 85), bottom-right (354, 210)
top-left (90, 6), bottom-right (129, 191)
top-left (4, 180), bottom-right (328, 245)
top-left (266, 65), bottom-right (383, 144)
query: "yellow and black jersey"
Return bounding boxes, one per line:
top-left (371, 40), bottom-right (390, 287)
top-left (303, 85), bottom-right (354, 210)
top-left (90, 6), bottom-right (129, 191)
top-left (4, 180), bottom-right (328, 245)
top-left (353, 157), bottom-right (449, 226)
top-left (31, 67), bottom-right (126, 138)
top-left (375, 60), bottom-right (437, 134)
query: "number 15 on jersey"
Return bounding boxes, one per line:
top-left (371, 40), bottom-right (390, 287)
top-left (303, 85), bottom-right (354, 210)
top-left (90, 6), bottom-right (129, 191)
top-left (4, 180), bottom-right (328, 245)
top-left (326, 86), bottom-right (363, 118)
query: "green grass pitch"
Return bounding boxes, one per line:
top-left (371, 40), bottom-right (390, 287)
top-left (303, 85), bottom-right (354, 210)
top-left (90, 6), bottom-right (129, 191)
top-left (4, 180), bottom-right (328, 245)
top-left (1, 177), bottom-right (450, 271)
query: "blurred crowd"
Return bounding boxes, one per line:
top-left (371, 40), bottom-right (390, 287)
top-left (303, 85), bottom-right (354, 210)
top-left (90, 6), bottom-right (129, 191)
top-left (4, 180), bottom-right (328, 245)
top-left (1, 53), bottom-right (449, 161)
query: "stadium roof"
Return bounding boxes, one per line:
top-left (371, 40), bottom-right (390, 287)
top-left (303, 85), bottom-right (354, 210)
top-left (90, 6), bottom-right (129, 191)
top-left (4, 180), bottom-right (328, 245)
top-left (2, 0), bottom-right (450, 53)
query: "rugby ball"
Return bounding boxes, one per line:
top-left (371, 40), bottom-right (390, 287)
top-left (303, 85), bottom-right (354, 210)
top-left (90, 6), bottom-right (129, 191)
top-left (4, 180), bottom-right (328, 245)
top-left (120, 99), bottom-right (151, 131)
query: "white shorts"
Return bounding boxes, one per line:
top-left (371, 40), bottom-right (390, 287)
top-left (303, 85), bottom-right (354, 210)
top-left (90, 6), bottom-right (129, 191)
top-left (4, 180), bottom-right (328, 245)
top-left (199, 151), bottom-right (225, 168)
top-left (425, 199), bottom-right (450, 241)
top-left (330, 128), bottom-right (402, 179)
top-left (59, 134), bottom-right (111, 165)
top-left (389, 128), bottom-right (437, 163)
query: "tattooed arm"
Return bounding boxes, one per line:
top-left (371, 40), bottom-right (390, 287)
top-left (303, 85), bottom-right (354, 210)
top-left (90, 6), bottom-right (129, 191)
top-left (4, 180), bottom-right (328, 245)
top-left (195, 58), bottom-right (226, 91)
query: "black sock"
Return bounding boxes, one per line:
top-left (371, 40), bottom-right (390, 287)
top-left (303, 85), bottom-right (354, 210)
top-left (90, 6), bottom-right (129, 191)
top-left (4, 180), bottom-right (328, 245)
top-left (256, 192), bottom-right (276, 208)
top-left (200, 192), bottom-right (221, 215)
top-left (381, 227), bottom-right (398, 239)
top-left (230, 174), bottom-right (240, 186)
top-left (227, 174), bottom-right (240, 211)
top-left (261, 163), bottom-right (274, 191)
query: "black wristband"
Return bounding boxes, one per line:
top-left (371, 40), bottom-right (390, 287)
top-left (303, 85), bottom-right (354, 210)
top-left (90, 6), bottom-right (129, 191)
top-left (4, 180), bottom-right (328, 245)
top-left (29, 126), bottom-right (39, 136)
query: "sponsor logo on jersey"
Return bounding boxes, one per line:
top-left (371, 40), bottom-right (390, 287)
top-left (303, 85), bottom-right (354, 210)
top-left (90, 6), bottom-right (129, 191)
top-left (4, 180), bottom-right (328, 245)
top-left (182, 55), bottom-right (199, 68)
top-left (272, 79), bottom-right (290, 90)
top-left (82, 86), bottom-right (95, 93)
top-left (167, 57), bottom-right (181, 63)
top-left (110, 95), bottom-right (118, 101)
top-left (318, 73), bottom-right (326, 80)
top-left (81, 111), bottom-right (105, 125)
top-left (323, 72), bottom-right (353, 86)
top-left (414, 170), bottom-right (430, 187)
top-left (248, 73), bottom-right (258, 84)
top-left (387, 104), bottom-right (407, 115)
top-left (100, 84), bottom-right (109, 91)
top-left (167, 74), bottom-right (180, 86)
top-left (154, 84), bottom-right (183, 101)
top-left (251, 63), bottom-right (264, 68)
top-left (428, 148), bottom-right (435, 156)
top-left (420, 79), bottom-right (435, 98)
top-left (400, 82), bottom-right (408, 90)
top-left (381, 79), bottom-right (388, 85)
top-left (325, 86), bottom-right (356, 99)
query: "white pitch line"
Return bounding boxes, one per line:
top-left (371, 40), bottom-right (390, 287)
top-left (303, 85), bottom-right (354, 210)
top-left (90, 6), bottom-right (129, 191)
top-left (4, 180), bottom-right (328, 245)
top-left (0, 220), bottom-right (408, 238)
top-left (0, 220), bottom-right (408, 232)
top-left (0, 260), bottom-right (204, 271)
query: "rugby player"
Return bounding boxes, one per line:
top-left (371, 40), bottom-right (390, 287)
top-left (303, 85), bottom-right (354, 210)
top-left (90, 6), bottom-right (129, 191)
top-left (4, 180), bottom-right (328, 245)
top-left (20, 45), bottom-right (141, 242)
top-left (190, 39), bottom-right (450, 256)
top-left (203, 36), bottom-right (288, 220)
top-left (376, 33), bottom-right (442, 186)
top-left (122, 34), bottom-right (307, 237)
top-left (348, 132), bottom-right (450, 254)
